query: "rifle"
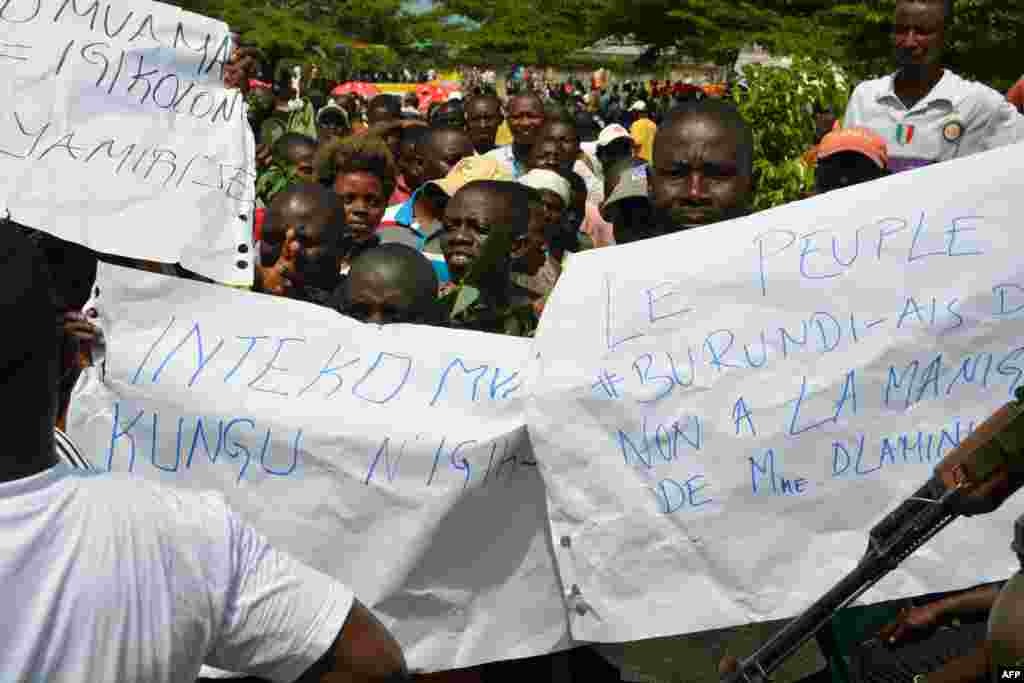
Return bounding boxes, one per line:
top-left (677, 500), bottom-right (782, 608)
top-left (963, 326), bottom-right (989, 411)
top-left (723, 387), bottom-right (1024, 683)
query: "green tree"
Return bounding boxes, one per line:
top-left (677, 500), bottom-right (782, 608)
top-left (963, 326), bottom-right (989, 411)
top-left (593, 0), bottom-right (845, 70)
top-left (591, 0), bottom-right (1023, 89)
top-left (827, 0), bottom-right (1024, 88)
top-left (431, 0), bottom-right (606, 66)
top-left (732, 56), bottom-right (851, 210)
top-left (164, 0), bottom-right (413, 67)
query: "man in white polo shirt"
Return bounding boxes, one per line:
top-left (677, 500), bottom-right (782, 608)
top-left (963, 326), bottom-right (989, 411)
top-left (843, 0), bottom-right (1024, 173)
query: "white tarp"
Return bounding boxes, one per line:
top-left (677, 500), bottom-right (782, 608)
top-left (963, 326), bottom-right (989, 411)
top-left (67, 263), bottom-right (569, 672)
top-left (529, 143), bottom-right (1024, 643)
top-left (0, 0), bottom-right (254, 285)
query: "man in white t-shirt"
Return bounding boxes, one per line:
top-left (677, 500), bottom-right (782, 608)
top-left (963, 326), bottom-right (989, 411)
top-left (843, 0), bottom-right (1024, 172)
top-left (483, 90), bottom-right (547, 178)
top-left (0, 227), bottom-right (408, 683)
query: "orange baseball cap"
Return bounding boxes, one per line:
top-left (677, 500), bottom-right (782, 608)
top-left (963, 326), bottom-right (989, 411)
top-left (817, 127), bottom-right (889, 169)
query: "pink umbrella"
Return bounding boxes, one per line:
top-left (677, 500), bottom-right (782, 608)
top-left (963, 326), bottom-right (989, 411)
top-left (418, 83), bottom-right (457, 112)
top-left (332, 82), bottom-right (380, 98)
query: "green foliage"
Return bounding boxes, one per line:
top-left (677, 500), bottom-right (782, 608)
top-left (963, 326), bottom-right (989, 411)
top-left (732, 56), bottom-right (850, 210)
top-left (594, 0), bottom-right (844, 68)
top-left (433, 0), bottom-right (606, 66)
top-left (827, 0), bottom-right (1024, 89)
top-left (255, 162), bottom-right (299, 205)
top-left (439, 283), bottom-right (538, 337)
top-left (164, 0), bottom-right (413, 72)
top-left (592, 0), bottom-right (1023, 90)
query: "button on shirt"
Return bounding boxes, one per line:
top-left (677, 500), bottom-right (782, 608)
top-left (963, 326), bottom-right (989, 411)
top-left (843, 69), bottom-right (1024, 173)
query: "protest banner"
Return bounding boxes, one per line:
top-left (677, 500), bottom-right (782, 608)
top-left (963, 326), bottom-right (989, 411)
top-left (67, 263), bottom-right (569, 672)
top-left (0, 0), bottom-right (254, 285)
top-left (529, 143), bottom-right (1024, 644)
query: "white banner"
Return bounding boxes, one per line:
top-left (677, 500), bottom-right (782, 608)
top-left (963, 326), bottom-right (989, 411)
top-left (0, 0), bottom-right (254, 285)
top-left (529, 143), bottom-right (1024, 643)
top-left (68, 263), bottom-right (569, 672)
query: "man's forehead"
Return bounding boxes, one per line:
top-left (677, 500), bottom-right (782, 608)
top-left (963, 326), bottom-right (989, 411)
top-left (275, 196), bottom-right (331, 221)
top-left (430, 131), bottom-right (471, 151)
top-left (539, 123), bottom-right (575, 139)
top-left (656, 116), bottom-right (742, 161)
top-left (285, 143), bottom-right (316, 158)
top-left (449, 186), bottom-right (506, 215)
top-left (894, 0), bottom-right (946, 23)
top-left (509, 96), bottom-right (543, 113)
top-left (352, 261), bottom-right (413, 290)
top-left (468, 98), bottom-right (499, 113)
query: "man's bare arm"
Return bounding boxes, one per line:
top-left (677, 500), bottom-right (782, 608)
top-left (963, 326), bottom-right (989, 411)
top-left (295, 599), bottom-right (408, 683)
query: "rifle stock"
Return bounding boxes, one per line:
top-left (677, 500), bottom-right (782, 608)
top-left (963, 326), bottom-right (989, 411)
top-left (722, 389), bottom-right (1024, 683)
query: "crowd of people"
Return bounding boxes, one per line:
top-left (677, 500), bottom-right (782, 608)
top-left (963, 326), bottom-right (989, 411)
top-left (5, 0), bottom-right (1024, 681)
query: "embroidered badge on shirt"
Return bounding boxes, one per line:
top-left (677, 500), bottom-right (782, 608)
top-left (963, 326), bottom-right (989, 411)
top-left (942, 118), bottom-right (964, 143)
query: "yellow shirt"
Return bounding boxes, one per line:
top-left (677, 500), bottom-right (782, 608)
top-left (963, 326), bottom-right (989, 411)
top-left (630, 117), bottom-right (658, 162)
top-left (495, 120), bottom-right (513, 146)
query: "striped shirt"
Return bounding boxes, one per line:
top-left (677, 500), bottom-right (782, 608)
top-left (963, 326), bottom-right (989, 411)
top-left (55, 428), bottom-right (92, 471)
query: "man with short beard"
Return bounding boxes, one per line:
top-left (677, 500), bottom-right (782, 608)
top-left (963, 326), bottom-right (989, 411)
top-left (844, 0), bottom-right (1023, 172)
top-left (465, 94), bottom-right (504, 155)
top-left (647, 100), bottom-right (754, 235)
top-left (483, 91), bottom-right (546, 178)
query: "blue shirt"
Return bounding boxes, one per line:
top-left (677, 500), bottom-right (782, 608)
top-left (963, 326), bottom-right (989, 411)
top-left (380, 186), bottom-right (450, 284)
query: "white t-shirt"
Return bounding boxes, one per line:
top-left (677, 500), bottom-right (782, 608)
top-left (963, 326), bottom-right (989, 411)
top-left (0, 464), bottom-right (353, 683)
top-left (844, 69), bottom-right (1024, 172)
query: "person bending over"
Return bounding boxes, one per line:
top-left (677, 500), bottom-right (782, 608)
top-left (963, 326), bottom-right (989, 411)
top-left (333, 244), bottom-right (444, 326)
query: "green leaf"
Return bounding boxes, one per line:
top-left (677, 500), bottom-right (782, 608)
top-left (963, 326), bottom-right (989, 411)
top-left (451, 285), bottom-right (480, 318)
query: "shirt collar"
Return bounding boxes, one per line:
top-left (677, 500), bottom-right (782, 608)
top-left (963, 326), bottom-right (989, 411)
top-left (876, 69), bottom-right (960, 109)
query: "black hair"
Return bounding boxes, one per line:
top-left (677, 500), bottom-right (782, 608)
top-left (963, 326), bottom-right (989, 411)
top-left (424, 124), bottom-right (472, 151)
top-left (267, 182), bottom-right (345, 247)
top-left (658, 100), bottom-right (755, 175)
top-left (0, 225), bottom-right (60, 425)
top-left (342, 243), bottom-right (440, 316)
top-left (400, 125), bottom-right (430, 148)
top-left (466, 93), bottom-right (502, 111)
top-left (316, 135), bottom-right (397, 197)
top-left (897, 0), bottom-right (953, 22)
top-left (560, 170), bottom-right (587, 205)
top-left (272, 132), bottom-right (317, 161)
top-left (547, 170), bottom-right (586, 254)
top-left (431, 100), bottom-right (466, 127)
top-left (509, 90), bottom-right (545, 112)
top-left (460, 180), bottom-right (531, 239)
top-left (317, 106), bottom-right (349, 130)
top-left (368, 94), bottom-right (402, 117)
top-left (536, 112), bottom-right (580, 150)
top-left (335, 244), bottom-right (447, 326)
